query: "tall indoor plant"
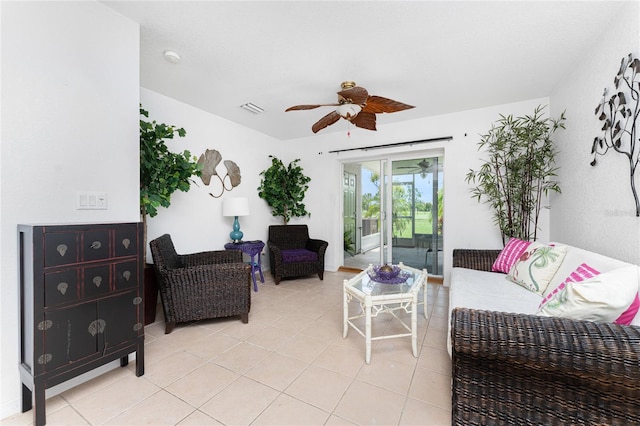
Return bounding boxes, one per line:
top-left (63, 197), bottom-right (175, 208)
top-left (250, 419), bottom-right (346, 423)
top-left (257, 155), bottom-right (311, 224)
top-left (140, 106), bottom-right (200, 255)
top-left (466, 105), bottom-right (566, 244)
top-left (140, 106), bottom-right (200, 324)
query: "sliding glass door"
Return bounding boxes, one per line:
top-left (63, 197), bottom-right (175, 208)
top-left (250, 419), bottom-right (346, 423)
top-left (390, 157), bottom-right (443, 275)
top-left (342, 155), bottom-right (443, 275)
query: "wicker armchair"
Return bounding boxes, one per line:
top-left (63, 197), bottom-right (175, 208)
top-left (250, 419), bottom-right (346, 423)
top-left (451, 249), bottom-right (640, 425)
top-left (267, 225), bottom-right (328, 285)
top-left (150, 234), bottom-right (251, 334)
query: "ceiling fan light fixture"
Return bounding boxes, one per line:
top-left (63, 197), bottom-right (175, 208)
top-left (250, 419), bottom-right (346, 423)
top-left (336, 103), bottom-right (361, 119)
top-left (240, 102), bottom-right (265, 114)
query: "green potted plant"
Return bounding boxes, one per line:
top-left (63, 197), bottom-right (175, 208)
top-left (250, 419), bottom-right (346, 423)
top-left (465, 105), bottom-right (566, 244)
top-left (257, 155), bottom-right (311, 224)
top-left (139, 106), bottom-right (200, 323)
top-left (140, 106), bottom-right (200, 239)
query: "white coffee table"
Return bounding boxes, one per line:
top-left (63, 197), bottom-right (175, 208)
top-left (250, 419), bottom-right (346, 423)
top-left (343, 263), bottom-right (428, 364)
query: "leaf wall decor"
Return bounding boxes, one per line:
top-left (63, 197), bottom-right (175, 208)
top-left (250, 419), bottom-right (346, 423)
top-left (197, 148), bottom-right (242, 198)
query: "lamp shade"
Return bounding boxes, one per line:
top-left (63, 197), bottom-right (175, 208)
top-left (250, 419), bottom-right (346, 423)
top-left (223, 197), bottom-right (249, 217)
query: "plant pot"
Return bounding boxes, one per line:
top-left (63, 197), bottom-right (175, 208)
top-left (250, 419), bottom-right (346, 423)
top-left (144, 264), bottom-right (158, 325)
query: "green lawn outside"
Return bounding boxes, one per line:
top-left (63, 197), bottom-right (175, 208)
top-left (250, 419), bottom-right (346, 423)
top-left (394, 211), bottom-right (433, 238)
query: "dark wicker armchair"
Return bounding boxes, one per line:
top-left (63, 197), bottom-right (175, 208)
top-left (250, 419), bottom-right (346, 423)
top-left (150, 234), bottom-right (252, 334)
top-left (451, 249), bottom-right (640, 426)
top-left (267, 225), bottom-right (328, 285)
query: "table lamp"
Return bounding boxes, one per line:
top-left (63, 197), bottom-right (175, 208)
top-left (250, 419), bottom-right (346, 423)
top-left (223, 197), bottom-right (249, 243)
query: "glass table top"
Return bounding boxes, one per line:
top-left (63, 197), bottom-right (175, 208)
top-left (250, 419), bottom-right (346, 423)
top-left (346, 265), bottom-right (425, 297)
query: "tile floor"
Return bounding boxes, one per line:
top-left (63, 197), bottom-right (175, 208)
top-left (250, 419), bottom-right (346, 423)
top-left (3, 271), bottom-right (451, 426)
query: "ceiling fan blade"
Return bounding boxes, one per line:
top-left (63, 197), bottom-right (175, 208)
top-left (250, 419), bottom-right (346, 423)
top-left (337, 86), bottom-right (369, 105)
top-left (312, 111), bottom-right (341, 133)
top-left (362, 96), bottom-right (414, 114)
top-left (351, 111), bottom-right (377, 131)
top-left (286, 103), bottom-right (339, 112)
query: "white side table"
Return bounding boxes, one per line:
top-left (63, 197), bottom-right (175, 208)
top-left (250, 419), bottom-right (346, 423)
top-left (343, 263), bottom-right (428, 364)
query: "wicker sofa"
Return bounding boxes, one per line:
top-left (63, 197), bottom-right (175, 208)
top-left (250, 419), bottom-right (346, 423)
top-left (449, 246), bottom-right (640, 425)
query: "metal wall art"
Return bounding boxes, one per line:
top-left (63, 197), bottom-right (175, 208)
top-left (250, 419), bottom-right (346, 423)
top-left (592, 53), bottom-right (640, 216)
top-left (197, 149), bottom-right (242, 198)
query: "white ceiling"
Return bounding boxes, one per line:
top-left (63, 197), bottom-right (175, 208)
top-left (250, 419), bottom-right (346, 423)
top-left (102, 1), bottom-right (625, 141)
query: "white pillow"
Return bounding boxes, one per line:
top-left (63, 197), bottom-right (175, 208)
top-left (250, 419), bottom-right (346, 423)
top-left (507, 243), bottom-right (567, 295)
top-left (537, 265), bottom-right (639, 322)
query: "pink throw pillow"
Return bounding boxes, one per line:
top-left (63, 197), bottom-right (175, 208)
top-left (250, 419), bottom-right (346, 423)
top-left (539, 263), bottom-right (599, 310)
top-left (614, 292), bottom-right (639, 325)
top-left (492, 238), bottom-right (531, 273)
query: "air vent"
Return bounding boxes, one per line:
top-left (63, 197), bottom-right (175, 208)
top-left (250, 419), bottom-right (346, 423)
top-left (240, 103), bottom-right (264, 114)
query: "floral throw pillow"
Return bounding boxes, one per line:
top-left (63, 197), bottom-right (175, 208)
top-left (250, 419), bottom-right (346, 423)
top-left (537, 265), bottom-right (639, 323)
top-left (492, 238), bottom-right (531, 273)
top-left (506, 242), bottom-right (567, 295)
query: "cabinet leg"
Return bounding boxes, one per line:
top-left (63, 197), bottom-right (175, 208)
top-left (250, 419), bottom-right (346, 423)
top-left (120, 355), bottom-right (129, 367)
top-left (34, 383), bottom-right (45, 426)
top-left (136, 343), bottom-right (145, 377)
top-left (21, 383), bottom-right (32, 412)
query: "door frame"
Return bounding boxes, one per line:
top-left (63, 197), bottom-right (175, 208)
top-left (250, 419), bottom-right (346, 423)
top-left (340, 148), bottom-right (444, 273)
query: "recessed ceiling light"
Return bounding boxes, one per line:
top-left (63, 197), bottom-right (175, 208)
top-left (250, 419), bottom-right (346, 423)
top-left (163, 50), bottom-right (181, 64)
top-left (240, 103), bottom-right (264, 114)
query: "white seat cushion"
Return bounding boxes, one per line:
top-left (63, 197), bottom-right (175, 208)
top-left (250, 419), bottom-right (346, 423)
top-left (447, 267), bottom-right (542, 355)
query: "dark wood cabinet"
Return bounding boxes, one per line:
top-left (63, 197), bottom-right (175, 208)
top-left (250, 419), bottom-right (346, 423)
top-left (18, 223), bottom-right (145, 426)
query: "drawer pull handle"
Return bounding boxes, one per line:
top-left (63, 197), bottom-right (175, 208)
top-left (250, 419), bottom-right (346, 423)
top-left (122, 238), bottom-right (131, 249)
top-left (122, 270), bottom-right (131, 281)
top-left (88, 319), bottom-right (106, 336)
top-left (90, 241), bottom-right (102, 250)
top-left (57, 282), bottom-right (68, 295)
top-left (133, 297), bottom-right (142, 305)
top-left (37, 354), bottom-right (52, 365)
top-left (56, 244), bottom-right (67, 257)
top-left (37, 320), bottom-right (53, 331)
top-left (93, 276), bottom-right (102, 287)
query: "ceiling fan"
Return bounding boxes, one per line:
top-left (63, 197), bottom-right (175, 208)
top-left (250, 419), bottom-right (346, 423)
top-left (398, 159), bottom-right (433, 174)
top-left (285, 81), bottom-right (415, 133)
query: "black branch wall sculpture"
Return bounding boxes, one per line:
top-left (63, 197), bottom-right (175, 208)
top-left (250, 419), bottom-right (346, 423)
top-left (592, 53), bottom-right (640, 216)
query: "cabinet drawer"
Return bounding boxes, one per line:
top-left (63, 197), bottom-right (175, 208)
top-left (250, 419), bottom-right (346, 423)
top-left (114, 260), bottom-right (138, 290)
top-left (114, 226), bottom-right (139, 258)
top-left (44, 232), bottom-right (79, 267)
top-left (44, 269), bottom-right (79, 307)
top-left (83, 265), bottom-right (111, 298)
top-left (81, 230), bottom-right (110, 262)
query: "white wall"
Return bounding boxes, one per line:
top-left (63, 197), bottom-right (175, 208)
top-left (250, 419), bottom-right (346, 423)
top-left (282, 97), bottom-right (552, 283)
top-left (0, 1), bottom-right (139, 417)
top-left (550, 1), bottom-right (640, 263)
top-left (140, 88), bottom-right (284, 260)
top-left (141, 88), bottom-right (551, 284)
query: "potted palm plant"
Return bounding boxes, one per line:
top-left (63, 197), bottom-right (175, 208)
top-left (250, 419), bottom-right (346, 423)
top-left (466, 105), bottom-right (566, 244)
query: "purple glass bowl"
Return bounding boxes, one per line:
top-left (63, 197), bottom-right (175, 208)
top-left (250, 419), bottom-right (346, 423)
top-left (368, 265), bottom-right (410, 284)
top-left (375, 265), bottom-right (400, 280)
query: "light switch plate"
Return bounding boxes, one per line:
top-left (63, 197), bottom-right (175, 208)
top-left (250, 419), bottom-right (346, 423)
top-left (77, 192), bottom-right (108, 210)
